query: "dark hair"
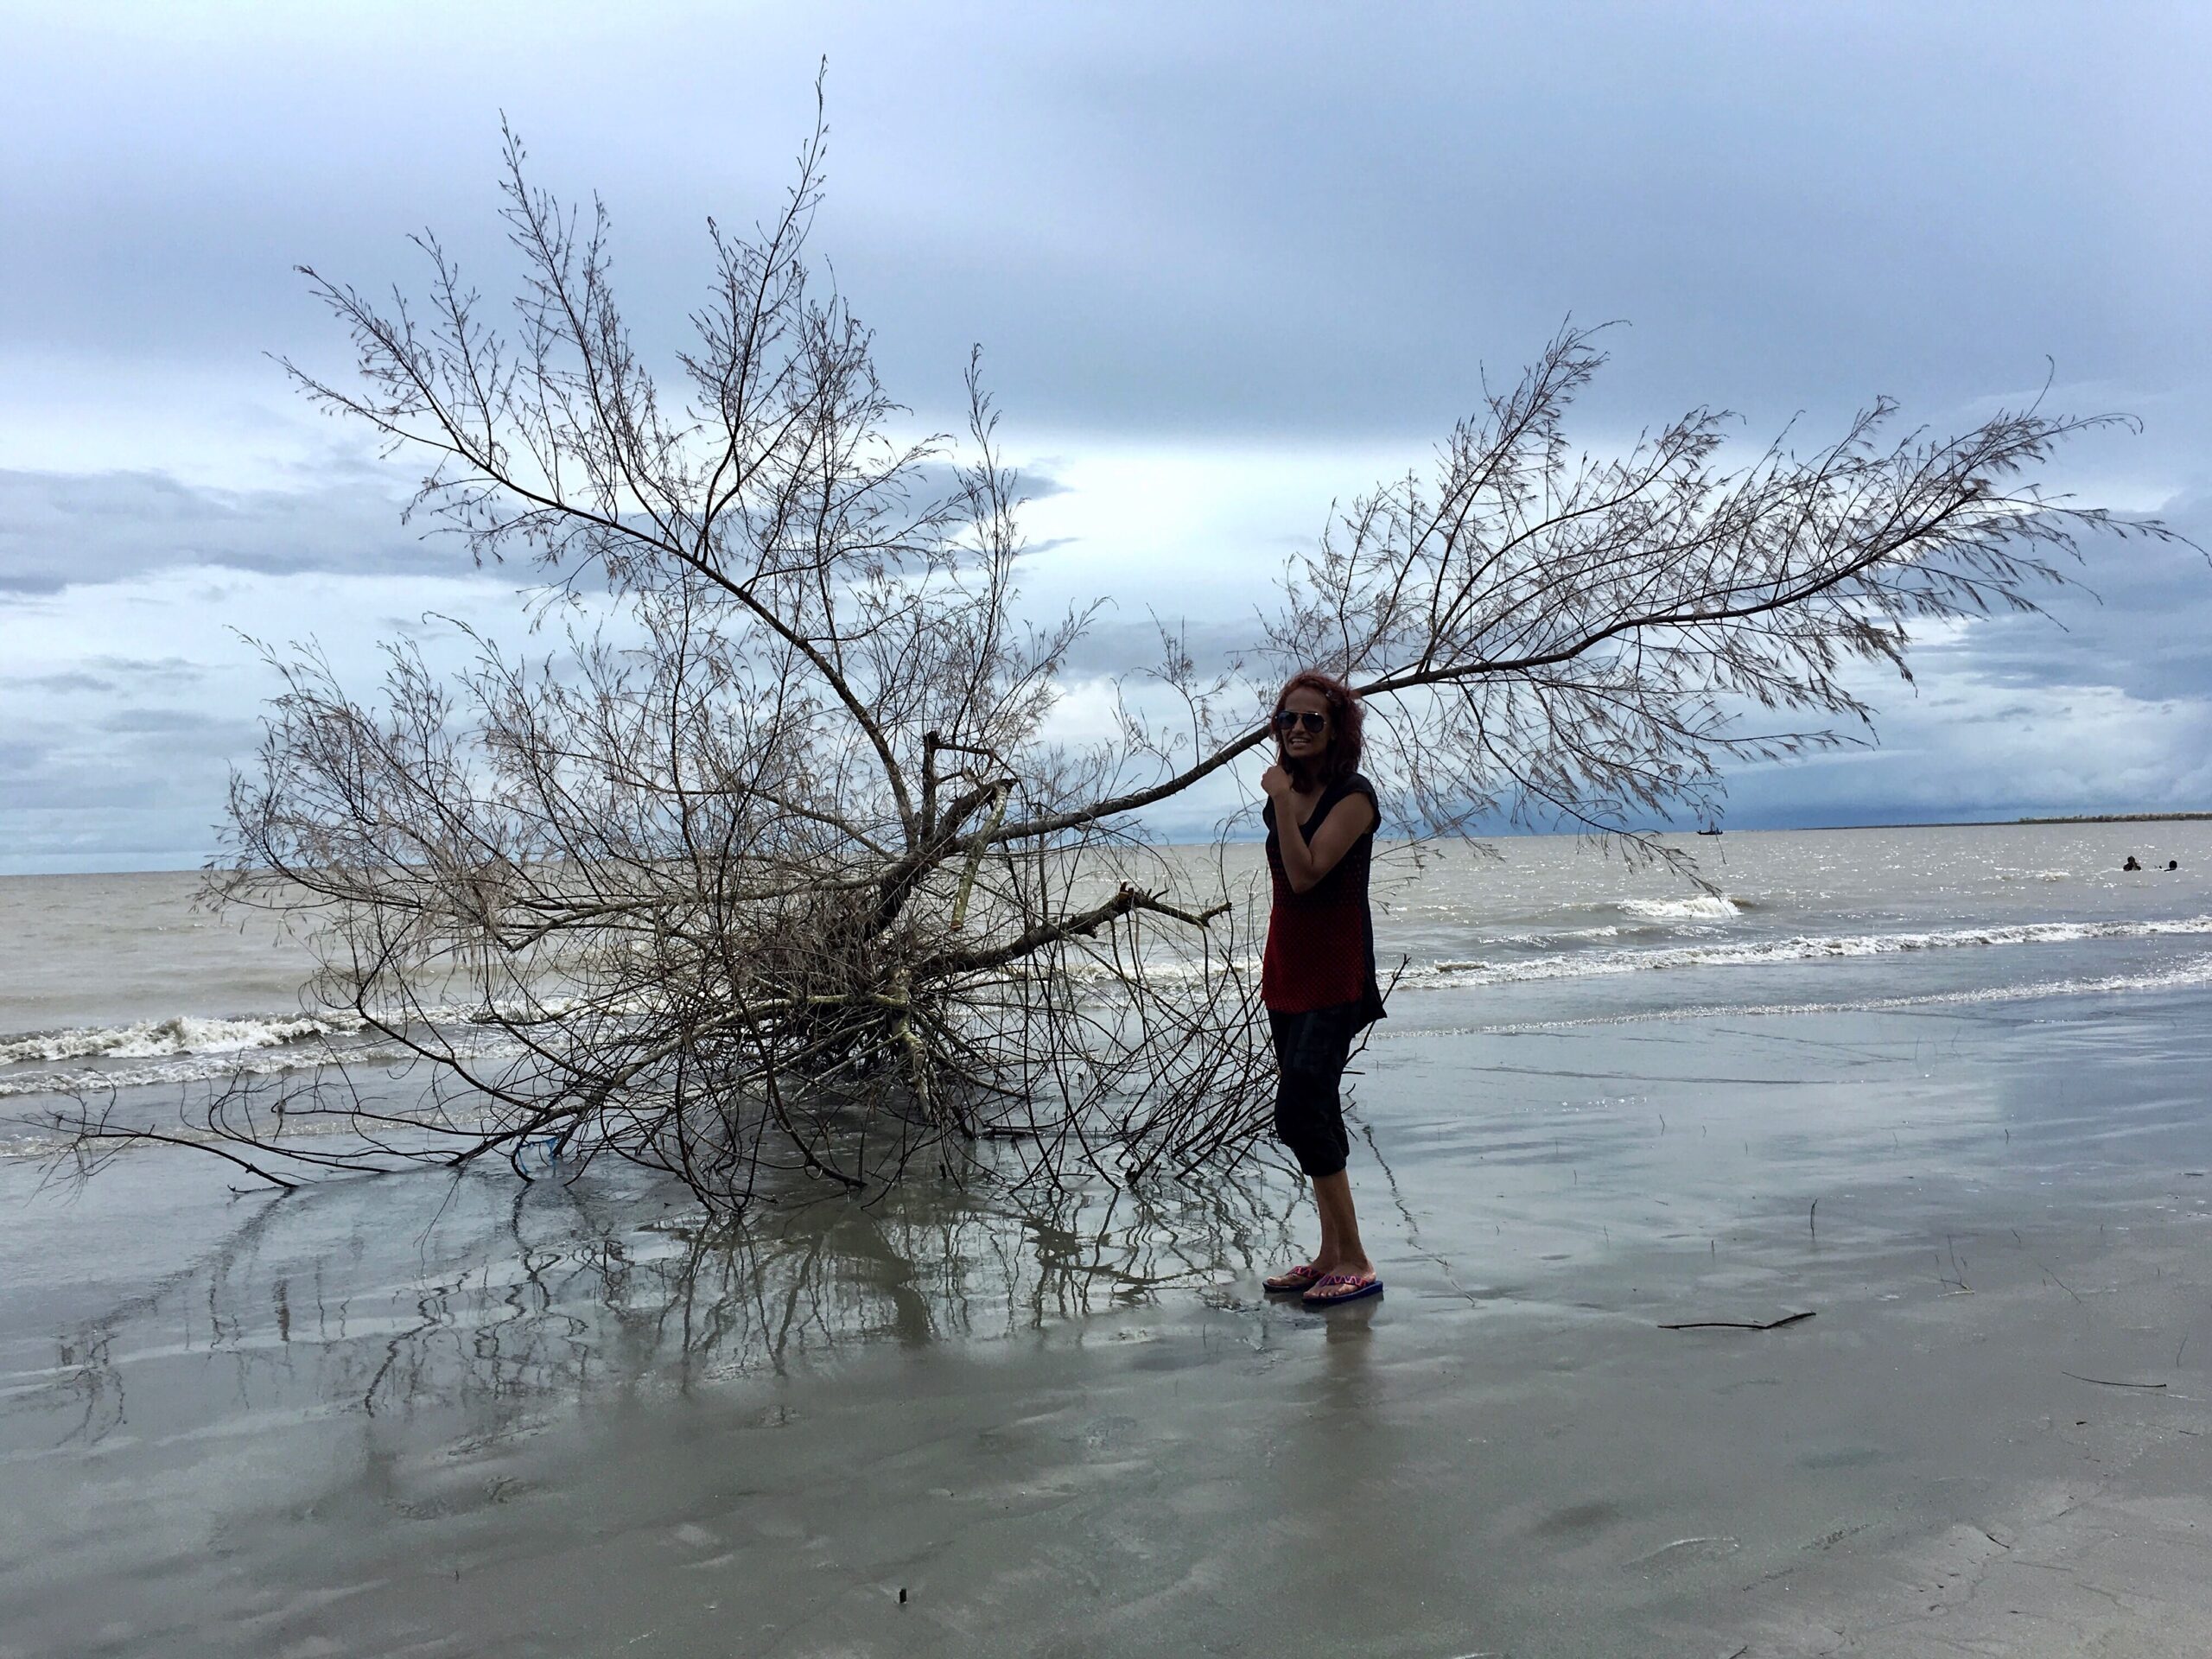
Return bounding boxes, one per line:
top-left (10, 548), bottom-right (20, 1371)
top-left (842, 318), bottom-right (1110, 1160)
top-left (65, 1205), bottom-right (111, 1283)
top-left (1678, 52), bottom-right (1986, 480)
top-left (1272, 670), bottom-right (1363, 787)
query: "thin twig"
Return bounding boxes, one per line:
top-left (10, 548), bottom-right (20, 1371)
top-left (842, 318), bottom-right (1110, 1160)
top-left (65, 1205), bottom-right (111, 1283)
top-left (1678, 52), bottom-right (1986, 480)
top-left (1660, 1311), bottom-right (1816, 1332)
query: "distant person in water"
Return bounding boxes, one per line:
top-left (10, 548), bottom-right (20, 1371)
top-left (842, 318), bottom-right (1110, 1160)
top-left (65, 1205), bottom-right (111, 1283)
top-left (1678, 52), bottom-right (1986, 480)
top-left (2171, 860), bottom-right (2181, 871)
top-left (2124, 856), bottom-right (2144, 872)
top-left (1258, 671), bottom-right (1388, 1307)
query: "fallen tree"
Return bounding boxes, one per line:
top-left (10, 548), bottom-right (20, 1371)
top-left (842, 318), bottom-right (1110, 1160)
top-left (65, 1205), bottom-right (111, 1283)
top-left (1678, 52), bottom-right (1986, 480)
top-left (45, 106), bottom-right (2181, 1207)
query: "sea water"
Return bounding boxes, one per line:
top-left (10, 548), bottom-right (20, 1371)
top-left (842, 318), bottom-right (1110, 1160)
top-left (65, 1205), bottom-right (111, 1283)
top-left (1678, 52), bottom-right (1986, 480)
top-left (4, 822), bottom-right (2208, 1116)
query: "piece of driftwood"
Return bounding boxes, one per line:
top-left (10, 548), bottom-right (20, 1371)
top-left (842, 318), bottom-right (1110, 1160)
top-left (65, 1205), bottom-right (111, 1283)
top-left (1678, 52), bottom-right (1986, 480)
top-left (1660, 1310), bottom-right (1816, 1332)
top-left (2060, 1370), bottom-right (2167, 1390)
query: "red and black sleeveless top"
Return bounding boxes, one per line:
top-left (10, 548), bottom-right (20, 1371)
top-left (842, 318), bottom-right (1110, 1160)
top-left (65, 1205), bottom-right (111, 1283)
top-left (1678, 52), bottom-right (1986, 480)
top-left (1261, 772), bottom-right (1385, 1023)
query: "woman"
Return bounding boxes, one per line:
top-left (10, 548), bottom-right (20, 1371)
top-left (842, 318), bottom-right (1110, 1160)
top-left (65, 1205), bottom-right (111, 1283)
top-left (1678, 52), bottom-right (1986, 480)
top-left (1257, 670), bottom-right (1386, 1307)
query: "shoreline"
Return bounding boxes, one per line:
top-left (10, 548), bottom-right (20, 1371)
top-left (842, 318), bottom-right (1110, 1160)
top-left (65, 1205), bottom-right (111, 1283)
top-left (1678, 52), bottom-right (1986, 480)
top-left (1806, 810), bottom-right (2212, 831)
top-left (9, 812), bottom-right (2212, 880)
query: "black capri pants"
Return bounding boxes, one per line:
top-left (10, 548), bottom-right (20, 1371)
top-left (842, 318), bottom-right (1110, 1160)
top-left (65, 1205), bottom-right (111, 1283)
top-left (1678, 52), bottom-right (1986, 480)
top-left (1269, 1003), bottom-right (1361, 1179)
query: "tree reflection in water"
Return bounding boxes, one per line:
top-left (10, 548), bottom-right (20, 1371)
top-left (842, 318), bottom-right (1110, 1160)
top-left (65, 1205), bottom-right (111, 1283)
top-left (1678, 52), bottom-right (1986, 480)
top-left (22, 1154), bottom-right (1304, 1446)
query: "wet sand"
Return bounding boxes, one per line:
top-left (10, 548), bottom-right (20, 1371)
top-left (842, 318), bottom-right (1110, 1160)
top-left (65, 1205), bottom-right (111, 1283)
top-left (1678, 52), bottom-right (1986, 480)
top-left (8, 985), bottom-right (2212, 1656)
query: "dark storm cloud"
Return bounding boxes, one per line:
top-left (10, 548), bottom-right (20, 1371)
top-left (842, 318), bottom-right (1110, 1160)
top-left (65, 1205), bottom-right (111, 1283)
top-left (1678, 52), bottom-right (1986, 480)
top-left (10, 6), bottom-right (2206, 449)
top-left (1923, 504), bottom-right (2212, 705)
top-left (0, 461), bottom-right (1070, 596)
top-left (0, 468), bottom-right (459, 593)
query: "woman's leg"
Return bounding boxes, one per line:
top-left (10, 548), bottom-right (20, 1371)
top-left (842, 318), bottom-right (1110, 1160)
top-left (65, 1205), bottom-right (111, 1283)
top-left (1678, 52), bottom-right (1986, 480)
top-left (1310, 1173), bottom-right (1342, 1267)
top-left (1271, 1007), bottom-right (1369, 1274)
top-left (1310, 1168), bottom-right (1372, 1275)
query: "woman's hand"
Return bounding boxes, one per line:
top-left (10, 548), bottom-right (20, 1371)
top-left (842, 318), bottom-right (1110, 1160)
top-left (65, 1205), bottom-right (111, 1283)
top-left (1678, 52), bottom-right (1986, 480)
top-left (1261, 762), bottom-right (1294, 799)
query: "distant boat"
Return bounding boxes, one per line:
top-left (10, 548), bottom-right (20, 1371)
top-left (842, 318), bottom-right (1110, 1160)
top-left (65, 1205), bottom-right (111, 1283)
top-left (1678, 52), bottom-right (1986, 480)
top-left (1696, 824), bottom-right (1723, 836)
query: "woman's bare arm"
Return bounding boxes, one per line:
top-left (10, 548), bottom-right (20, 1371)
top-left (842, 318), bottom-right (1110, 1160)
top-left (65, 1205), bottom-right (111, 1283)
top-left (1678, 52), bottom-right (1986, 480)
top-left (1274, 794), bottom-right (1377, 894)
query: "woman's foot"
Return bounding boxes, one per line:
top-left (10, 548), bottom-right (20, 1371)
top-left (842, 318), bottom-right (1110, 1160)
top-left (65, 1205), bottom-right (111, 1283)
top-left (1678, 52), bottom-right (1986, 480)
top-left (1263, 1262), bottom-right (1325, 1294)
top-left (1300, 1268), bottom-right (1383, 1307)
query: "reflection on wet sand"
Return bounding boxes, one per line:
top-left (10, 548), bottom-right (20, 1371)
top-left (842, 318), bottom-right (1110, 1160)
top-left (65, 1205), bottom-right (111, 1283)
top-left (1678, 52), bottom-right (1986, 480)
top-left (16, 991), bottom-right (2212, 1657)
top-left (19, 1155), bottom-right (1308, 1446)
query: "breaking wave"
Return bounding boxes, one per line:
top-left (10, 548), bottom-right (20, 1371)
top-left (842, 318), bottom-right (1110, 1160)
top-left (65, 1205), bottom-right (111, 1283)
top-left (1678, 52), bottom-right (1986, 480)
top-left (1395, 914), bottom-right (2212, 989)
top-left (1387, 956), bottom-right (2212, 1039)
top-left (1618, 894), bottom-right (1742, 921)
top-left (0, 1003), bottom-right (541, 1101)
top-left (0, 1025), bottom-right (523, 1103)
top-left (0, 1012), bottom-right (366, 1065)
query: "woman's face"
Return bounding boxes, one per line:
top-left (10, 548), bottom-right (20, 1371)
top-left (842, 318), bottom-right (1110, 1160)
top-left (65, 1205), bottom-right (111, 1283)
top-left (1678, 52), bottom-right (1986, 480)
top-left (1277, 687), bottom-right (1333, 769)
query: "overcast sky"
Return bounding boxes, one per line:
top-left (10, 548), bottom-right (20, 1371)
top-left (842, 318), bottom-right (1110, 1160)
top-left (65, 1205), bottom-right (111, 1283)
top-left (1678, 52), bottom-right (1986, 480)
top-left (4, 2), bottom-right (2209, 871)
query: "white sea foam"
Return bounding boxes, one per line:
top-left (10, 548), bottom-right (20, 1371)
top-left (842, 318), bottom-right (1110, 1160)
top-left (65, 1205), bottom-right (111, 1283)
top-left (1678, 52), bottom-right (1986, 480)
top-left (0, 1012), bottom-right (366, 1065)
top-left (1058, 955), bottom-right (1263, 987)
top-left (1488, 925), bottom-right (1624, 946)
top-left (7, 912), bottom-right (2208, 1098)
top-left (1618, 894), bottom-right (1742, 921)
top-left (1392, 914), bottom-right (2212, 990)
top-left (0, 991), bottom-right (620, 1074)
top-left (1388, 956), bottom-right (2212, 1039)
top-left (0, 1025), bottom-right (523, 1102)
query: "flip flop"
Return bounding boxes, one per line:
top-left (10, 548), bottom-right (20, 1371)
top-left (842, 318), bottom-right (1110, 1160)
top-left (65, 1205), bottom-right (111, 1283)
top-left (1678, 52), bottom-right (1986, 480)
top-left (1263, 1262), bottom-right (1325, 1294)
top-left (1301, 1270), bottom-right (1382, 1307)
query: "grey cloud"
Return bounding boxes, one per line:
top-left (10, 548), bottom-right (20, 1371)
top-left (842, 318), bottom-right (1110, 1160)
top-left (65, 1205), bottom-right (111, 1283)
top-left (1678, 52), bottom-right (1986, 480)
top-left (373, 615), bottom-right (463, 640)
top-left (0, 738), bottom-right (47, 780)
top-left (1056, 617), bottom-right (1256, 679)
top-left (899, 461), bottom-right (1067, 506)
top-left (0, 464), bottom-right (1071, 598)
top-left (86, 655), bottom-right (207, 685)
top-left (3, 710), bottom-right (257, 811)
top-left (0, 742), bottom-right (187, 812)
top-left (10, 671), bottom-right (115, 693)
top-left (101, 708), bottom-right (243, 735)
top-left (12, 7), bottom-right (2207, 454)
top-left (0, 467), bottom-right (461, 593)
top-left (1725, 755), bottom-right (2212, 830)
top-left (1918, 505), bottom-right (2212, 706)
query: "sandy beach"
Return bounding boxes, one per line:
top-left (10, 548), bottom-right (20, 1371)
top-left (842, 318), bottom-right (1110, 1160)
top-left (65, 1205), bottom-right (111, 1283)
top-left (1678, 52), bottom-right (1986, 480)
top-left (9, 963), bottom-right (2212, 1656)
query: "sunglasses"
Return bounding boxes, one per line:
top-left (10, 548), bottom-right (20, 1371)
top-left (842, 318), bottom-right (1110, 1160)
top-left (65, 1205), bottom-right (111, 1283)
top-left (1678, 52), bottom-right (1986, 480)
top-left (1271, 709), bottom-right (1329, 734)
